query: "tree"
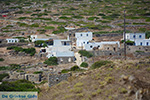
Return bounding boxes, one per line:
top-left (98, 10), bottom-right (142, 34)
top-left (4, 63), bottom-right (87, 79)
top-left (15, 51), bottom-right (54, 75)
top-left (79, 50), bottom-right (93, 58)
top-left (44, 57), bottom-right (58, 65)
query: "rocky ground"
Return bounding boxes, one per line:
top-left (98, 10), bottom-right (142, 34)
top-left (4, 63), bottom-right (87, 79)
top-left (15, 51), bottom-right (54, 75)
top-left (38, 57), bottom-right (150, 100)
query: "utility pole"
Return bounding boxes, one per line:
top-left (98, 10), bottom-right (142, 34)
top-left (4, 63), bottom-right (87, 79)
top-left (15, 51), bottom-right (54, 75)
top-left (124, 10), bottom-right (126, 60)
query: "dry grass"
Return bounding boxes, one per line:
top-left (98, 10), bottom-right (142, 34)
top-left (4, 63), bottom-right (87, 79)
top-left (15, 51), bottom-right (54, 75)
top-left (39, 58), bottom-right (150, 100)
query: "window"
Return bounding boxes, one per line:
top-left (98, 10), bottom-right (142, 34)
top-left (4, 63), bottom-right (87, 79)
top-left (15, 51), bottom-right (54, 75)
top-left (90, 46), bottom-right (93, 48)
top-left (68, 58), bottom-right (71, 62)
top-left (86, 34), bottom-right (88, 36)
top-left (147, 42), bottom-right (149, 46)
top-left (12, 40), bottom-right (13, 42)
top-left (87, 42), bottom-right (89, 44)
top-left (139, 35), bottom-right (142, 38)
top-left (60, 58), bottom-right (63, 62)
top-left (113, 48), bottom-right (116, 51)
top-left (64, 42), bottom-right (67, 45)
top-left (107, 47), bottom-right (109, 50)
top-left (9, 40), bottom-right (11, 42)
top-left (133, 35), bottom-right (136, 38)
top-left (81, 34), bottom-right (82, 36)
top-left (98, 45), bottom-right (100, 48)
top-left (140, 42), bottom-right (142, 46)
top-left (83, 42), bottom-right (85, 44)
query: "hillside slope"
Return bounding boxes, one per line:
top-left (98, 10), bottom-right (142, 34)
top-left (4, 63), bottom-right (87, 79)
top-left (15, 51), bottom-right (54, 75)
top-left (39, 58), bottom-right (150, 100)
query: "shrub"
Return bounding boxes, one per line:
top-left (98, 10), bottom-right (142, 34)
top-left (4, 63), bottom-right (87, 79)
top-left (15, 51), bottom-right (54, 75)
top-left (80, 62), bottom-right (88, 68)
top-left (33, 71), bottom-right (43, 74)
top-left (70, 65), bottom-right (80, 71)
top-left (7, 46), bottom-right (36, 56)
top-left (61, 65), bottom-right (84, 73)
top-left (88, 17), bottom-right (99, 20)
top-left (44, 26), bottom-right (55, 30)
top-left (0, 73), bottom-right (9, 82)
top-left (79, 50), bottom-right (93, 58)
top-left (44, 57), bottom-right (58, 65)
top-left (61, 69), bottom-right (70, 73)
top-left (0, 80), bottom-right (39, 91)
top-left (91, 60), bottom-right (112, 69)
top-left (0, 58), bottom-right (4, 61)
top-left (146, 31), bottom-right (150, 39)
top-left (125, 40), bottom-right (135, 45)
top-left (136, 50), bottom-right (145, 53)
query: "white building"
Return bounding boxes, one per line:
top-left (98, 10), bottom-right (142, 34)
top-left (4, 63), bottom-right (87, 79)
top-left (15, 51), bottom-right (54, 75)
top-left (6, 38), bottom-right (19, 43)
top-left (75, 32), bottom-right (93, 48)
top-left (44, 39), bottom-right (74, 58)
top-left (125, 33), bottom-right (150, 46)
top-left (84, 41), bottom-right (120, 51)
top-left (30, 35), bottom-right (50, 42)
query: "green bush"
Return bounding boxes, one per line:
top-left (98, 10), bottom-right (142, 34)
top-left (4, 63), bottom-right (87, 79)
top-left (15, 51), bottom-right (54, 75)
top-left (88, 17), bottom-right (99, 20)
top-left (0, 58), bottom-right (4, 61)
top-left (136, 51), bottom-right (145, 53)
top-left (52, 26), bottom-right (67, 34)
top-left (33, 71), bottom-right (43, 74)
top-left (44, 26), bottom-right (55, 30)
top-left (91, 60), bottom-right (112, 69)
top-left (126, 40), bottom-right (135, 45)
top-left (44, 57), bottom-right (58, 65)
top-left (70, 65), bottom-right (80, 71)
top-left (61, 69), bottom-right (70, 73)
top-left (7, 46), bottom-right (36, 56)
top-left (146, 32), bottom-right (150, 39)
top-left (79, 50), bottom-right (93, 58)
top-left (0, 64), bottom-right (21, 71)
top-left (80, 62), bottom-right (88, 68)
top-left (0, 80), bottom-right (39, 91)
top-left (61, 65), bottom-right (84, 73)
top-left (59, 16), bottom-right (72, 20)
top-left (0, 73), bottom-right (9, 82)
top-left (72, 15), bottom-right (84, 19)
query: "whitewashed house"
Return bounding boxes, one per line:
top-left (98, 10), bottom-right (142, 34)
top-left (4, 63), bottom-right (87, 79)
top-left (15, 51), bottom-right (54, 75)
top-left (30, 35), bottom-right (50, 42)
top-left (75, 31), bottom-right (120, 51)
top-left (75, 32), bottom-right (93, 48)
top-left (42, 38), bottom-right (75, 64)
top-left (6, 38), bottom-right (19, 43)
top-left (83, 41), bottom-right (120, 51)
top-left (125, 33), bottom-right (150, 46)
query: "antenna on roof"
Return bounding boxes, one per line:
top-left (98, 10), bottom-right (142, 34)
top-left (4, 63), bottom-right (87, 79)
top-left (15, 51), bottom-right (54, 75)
top-left (124, 10), bottom-right (126, 60)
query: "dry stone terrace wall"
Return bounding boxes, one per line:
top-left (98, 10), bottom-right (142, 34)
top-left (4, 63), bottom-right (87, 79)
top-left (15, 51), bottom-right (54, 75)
top-left (0, 43), bottom-right (27, 47)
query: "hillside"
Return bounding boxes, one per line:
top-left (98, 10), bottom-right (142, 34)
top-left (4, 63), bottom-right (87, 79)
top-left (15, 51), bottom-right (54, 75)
top-left (0, 0), bottom-right (150, 37)
top-left (39, 57), bottom-right (150, 100)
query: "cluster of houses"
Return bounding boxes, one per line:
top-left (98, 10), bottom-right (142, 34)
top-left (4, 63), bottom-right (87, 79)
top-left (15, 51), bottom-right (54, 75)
top-left (4, 26), bottom-right (150, 65)
top-left (23, 31), bottom-right (149, 64)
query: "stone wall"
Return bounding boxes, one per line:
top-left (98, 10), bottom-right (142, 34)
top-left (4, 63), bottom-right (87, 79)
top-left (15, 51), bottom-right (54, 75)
top-left (48, 73), bottom-right (72, 87)
top-left (0, 43), bottom-right (27, 47)
top-left (127, 46), bottom-right (150, 53)
top-left (3, 71), bottom-right (42, 83)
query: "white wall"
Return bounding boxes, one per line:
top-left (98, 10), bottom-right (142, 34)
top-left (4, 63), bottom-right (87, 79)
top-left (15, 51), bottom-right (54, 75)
top-left (125, 33), bottom-right (150, 46)
top-left (126, 33), bottom-right (145, 41)
top-left (83, 41), bottom-right (120, 51)
top-left (6, 39), bottom-right (19, 43)
top-left (75, 32), bottom-right (93, 47)
top-left (135, 39), bottom-right (150, 46)
top-left (30, 35), bottom-right (37, 42)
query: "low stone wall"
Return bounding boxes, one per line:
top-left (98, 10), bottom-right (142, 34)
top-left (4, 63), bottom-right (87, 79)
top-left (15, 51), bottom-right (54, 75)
top-left (48, 73), bottom-right (72, 87)
top-left (127, 46), bottom-right (150, 53)
top-left (0, 43), bottom-right (27, 47)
